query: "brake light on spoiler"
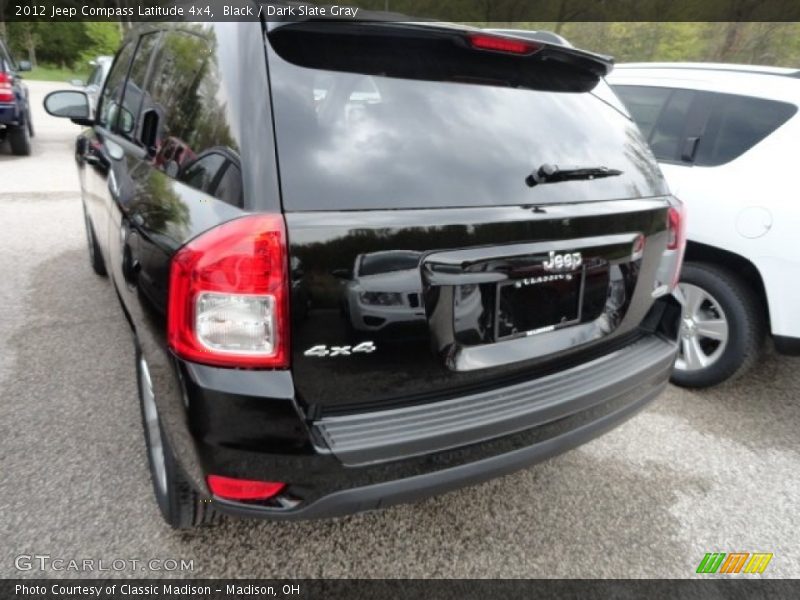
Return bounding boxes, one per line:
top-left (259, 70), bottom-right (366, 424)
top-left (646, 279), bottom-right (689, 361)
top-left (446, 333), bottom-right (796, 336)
top-left (468, 33), bottom-right (542, 56)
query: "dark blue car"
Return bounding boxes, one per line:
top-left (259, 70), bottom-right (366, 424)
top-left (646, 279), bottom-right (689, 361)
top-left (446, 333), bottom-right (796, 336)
top-left (0, 37), bottom-right (33, 155)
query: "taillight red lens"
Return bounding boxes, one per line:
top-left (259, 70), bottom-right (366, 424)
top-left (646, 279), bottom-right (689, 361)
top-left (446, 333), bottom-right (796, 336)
top-left (167, 214), bottom-right (289, 368)
top-left (632, 233), bottom-right (646, 260)
top-left (0, 72), bottom-right (14, 103)
top-left (207, 475), bottom-right (285, 501)
top-left (667, 200), bottom-right (687, 288)
top-left (468, 34), bottom-right (542, 56)
top-left (667, 205), bottom-right (685, 250)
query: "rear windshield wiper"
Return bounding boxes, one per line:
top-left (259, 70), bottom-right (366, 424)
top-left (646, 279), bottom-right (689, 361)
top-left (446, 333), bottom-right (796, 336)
top-left (525, 164), bottom-right (622, 187)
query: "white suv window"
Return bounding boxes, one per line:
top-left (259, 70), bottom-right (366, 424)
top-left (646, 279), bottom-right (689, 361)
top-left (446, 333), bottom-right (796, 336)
top-left (613, 85), bottom-right (694, 162)
top-left (694, 94), bottom-right (797, 166)
top-left (614, 84), bottom-right (798, 166)
top-left (613, 86), bottom-right (672, 139)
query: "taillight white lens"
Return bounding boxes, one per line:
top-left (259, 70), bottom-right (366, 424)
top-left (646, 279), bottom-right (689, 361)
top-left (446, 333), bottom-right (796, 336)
top-left (168, 214), bottom-right (289, 368)
top-left (195, 293), bottom-right (276, 354)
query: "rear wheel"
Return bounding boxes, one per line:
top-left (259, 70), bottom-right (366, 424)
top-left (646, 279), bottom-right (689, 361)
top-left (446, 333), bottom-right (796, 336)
top-left (671, 262), bottom-right (765, 388)
top-left (8, 122), bottom-right (31, 156)
top-left (136, 351), bottom-right (218, 529)
top-left (27, 108), bottom-right (34, 138)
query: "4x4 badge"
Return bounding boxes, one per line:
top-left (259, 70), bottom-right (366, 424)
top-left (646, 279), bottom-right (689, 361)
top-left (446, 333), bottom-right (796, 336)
top-left (304, 342), bottom-right (376, 357)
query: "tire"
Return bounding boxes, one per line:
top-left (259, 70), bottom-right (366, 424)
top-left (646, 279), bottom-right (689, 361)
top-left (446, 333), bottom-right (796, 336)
top-left (82, 206), bottom-right (107, 277)
top-left (8, 122), bottom-right (31, 156)
top-left (136, 351), bottom-right (219, 529)
top-left (671, 262), bottom-right (765, 388)
top-left (27, 108), bottom-right (34, 138)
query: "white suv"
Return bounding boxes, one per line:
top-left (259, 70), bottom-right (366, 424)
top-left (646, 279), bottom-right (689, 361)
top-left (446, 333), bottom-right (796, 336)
top-left (608, 63), bottom-right (800, 387)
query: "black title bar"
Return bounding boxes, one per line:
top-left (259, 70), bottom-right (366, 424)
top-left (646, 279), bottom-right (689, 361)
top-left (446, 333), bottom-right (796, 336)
top-left (4, 0), bottom-right (800, 22)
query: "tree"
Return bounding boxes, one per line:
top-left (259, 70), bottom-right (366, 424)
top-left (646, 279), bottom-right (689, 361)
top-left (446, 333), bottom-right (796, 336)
top-left (6, 22), bottom-right (121, 71)
top-left (79, 22), bottom-right (122, 64)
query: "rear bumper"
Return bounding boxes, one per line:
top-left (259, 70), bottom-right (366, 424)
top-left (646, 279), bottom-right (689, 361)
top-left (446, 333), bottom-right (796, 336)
top-left (213, 374), bottom-right (667, 520)
top-left (316, 335), bottom-right (675, 466)
top-left (0, 104), bottom-right (22, 125)
top-left (192, 333), bottom-right (677, 521)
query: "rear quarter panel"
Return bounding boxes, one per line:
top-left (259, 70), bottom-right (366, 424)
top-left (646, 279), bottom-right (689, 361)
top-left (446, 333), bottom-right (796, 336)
top-left (104, 21), bottom-right (282, 492)
top-left (660, 112), bottom-right (800, 337)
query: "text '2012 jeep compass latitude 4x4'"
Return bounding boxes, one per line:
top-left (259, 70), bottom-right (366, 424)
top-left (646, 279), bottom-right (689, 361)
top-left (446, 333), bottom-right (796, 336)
top-left (44, 18), bottom-right (685, 528)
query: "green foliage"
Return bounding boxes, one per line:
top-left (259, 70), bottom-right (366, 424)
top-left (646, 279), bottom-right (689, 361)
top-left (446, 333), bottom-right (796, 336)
top-left (5, 20), bottom-right (800, 73)
top-left (5, 22), bottom-right (120, 70)
top-left (505, 22), bottom-right (800, 67)
top-left (34, 23), bottom-right (91, 69)
top-left (79, 23), bottom-right (122, 65)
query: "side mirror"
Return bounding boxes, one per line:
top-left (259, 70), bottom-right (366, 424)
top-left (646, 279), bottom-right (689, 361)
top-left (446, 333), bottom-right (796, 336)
top-left (17, 60), bottom-right (32, 72)
top-left (69, 79), bottom-right (86, 88)
top-left (43, 90), bottom-right (93, 126)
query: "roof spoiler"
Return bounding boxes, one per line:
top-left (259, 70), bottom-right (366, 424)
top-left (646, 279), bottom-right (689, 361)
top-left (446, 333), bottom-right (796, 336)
top-left (268, 20), bottom-right (614, 92)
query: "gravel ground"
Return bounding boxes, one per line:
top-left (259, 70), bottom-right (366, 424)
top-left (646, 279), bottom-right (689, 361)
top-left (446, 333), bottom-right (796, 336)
top-left (1, 80), bottom-right (798, 579)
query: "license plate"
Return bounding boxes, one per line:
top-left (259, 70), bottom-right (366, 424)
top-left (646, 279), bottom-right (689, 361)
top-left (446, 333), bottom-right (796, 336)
top-left (495, 267), bottom-right (584, 340)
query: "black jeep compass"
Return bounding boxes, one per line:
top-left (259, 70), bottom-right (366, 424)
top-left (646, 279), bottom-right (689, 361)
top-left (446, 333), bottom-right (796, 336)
top-left (44, 16), bottom-right (685, 528)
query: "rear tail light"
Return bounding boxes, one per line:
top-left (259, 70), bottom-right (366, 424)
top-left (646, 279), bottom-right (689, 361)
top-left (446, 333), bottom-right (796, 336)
top-left (167, 214), bottom-right (289, 368)
top-left (0, 72), bottom-right (14, 103)
top-left (631, 233), bottom-right (646, 261)
top-left (207, 475), bottom-right (285, 501)
top-left (667, 204), bottom-right (686, 250)
top-left (667, 200), bottom-right (687, 288)
top-left (468, 34), bottom-right (542, 56)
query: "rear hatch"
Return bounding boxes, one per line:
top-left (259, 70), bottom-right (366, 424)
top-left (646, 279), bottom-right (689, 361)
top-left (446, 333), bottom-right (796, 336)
top-left (265, 22), bottom-right (672, 416)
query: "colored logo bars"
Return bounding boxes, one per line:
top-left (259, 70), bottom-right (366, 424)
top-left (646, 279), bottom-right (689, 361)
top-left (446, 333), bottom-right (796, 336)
top-left (696, 552), bottom-right (773, 574)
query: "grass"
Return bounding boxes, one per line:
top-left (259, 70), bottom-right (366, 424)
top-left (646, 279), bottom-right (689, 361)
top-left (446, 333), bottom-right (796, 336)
top-left (24, 64), bottom-right (90, 84)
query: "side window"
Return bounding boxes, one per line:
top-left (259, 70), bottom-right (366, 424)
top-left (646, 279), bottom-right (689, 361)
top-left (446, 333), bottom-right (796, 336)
top-left (98, 44), bottom-right (134, 131)
top-left (119, 33), bottom-right (160, 140)
top-left (179, 152), bottom-right (226, 192)
top-left (613, 85), bottom-right (694, 162)
top-left (214, 163), bottom-right (243, 207)
top-left (613, 85), bottom-right (673, 140)
top-left (647, 89), bottom-right (694, 162)
top-left (141, 30), bottom-right (243, 207)
top-left (694, 93), bottom-right (797, 166)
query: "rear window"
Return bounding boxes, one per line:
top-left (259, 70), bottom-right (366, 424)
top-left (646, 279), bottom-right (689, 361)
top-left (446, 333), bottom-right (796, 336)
top-left (266, 25), bottom-right (666, 211)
